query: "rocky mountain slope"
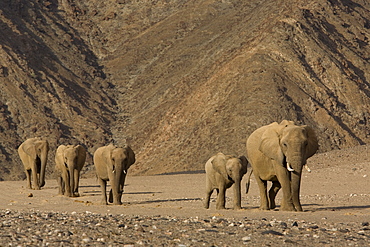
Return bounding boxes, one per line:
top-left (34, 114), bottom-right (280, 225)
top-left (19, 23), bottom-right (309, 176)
top-left (0, 0), bottom-right (369, 180)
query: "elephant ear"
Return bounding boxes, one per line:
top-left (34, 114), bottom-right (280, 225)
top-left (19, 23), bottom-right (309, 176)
top-left (102, 145), bottom-right (115, 169)
top-left (259, 124), bottom-right (285, 165)
top-left (56, 145), bottom-right (67, 157)
top-left (75, 145), bottom-right (87, 165)
top-left (304, 126), bottom-right (319, 159)
top-left (238, 155), bottom-right (248, 175)
top-left (211, 153), bottom-right (229, 180)
top-left (22, 142), bottom-right (37, 159)
top-left (125, 145), bottom-right (136, 167)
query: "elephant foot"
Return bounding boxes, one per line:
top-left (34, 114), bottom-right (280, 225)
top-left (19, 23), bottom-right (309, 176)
top-left (33, 187), bottom-right (41, 190)
top-left (294, 206), bottom-right (303, 212)
top-left (258, 206), bottom-right (270, 211)
top-left (113, 201), bottom-right (122, 205)
top-left (100, 200), bottom-right (108, 205)
top-left (233, 206), bottom-right (242, 210)
top-left (216, 206), bottom-right (226, 210)
top-left (65, 193), bottom-right (73, 197)
top-left (293, 203), bottom-right (303, 212)
top-left (73, 192), bottom-right (80, 197)
top-left (280, 205), bottom-right (297, 211)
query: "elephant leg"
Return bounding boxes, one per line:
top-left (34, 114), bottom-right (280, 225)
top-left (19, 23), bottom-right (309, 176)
top-left (111, 188), bottom-right (123, 205)
top-left (25, 169), bottom-right (32, 189)
top-left (31, 164), bottom-right (41, 190)
top-left (109, 177), bottom-right (124, 205)
top-left (269, 181), bottom-right (281, 210)
top-left (119, 174), bottom-right (126, 201)
top-left (62, 171), bottom-right (72, 197)
top-left (255, 176), bottom-right (269, 210)
top-left (57, 176), bottom-right (63, 195)
top-left (274, 166), bottom-right (295, 211)
top-left (98, 178), bottom-right (108, 205)
top-left (61, 179), bottom-right (66, 195)
top-left (216, 185), bottom-right (227, 210)
top-left (108, 189), bottom-right (114, 203)
top-left (73, 170), bottom-right (80, 197)
top-left (204, 179), bottom-right (213, 209)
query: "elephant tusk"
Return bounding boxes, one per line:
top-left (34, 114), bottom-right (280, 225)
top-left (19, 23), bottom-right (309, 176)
top-left (112, 170), bottom-right (116, 174)
top-left (305, 164), bottom-right (311, 173)
top-left (123, 170), bottom-right (127, 174)
top-left (286, 163), bottom-right (295, 172)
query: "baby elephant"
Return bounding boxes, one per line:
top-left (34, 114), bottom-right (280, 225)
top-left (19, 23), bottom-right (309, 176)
top-left (204, 153), bottom-right (248, 210)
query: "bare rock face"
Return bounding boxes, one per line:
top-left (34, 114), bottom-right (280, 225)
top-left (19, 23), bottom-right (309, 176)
top-left (0, 0), bottom-right (369, 179)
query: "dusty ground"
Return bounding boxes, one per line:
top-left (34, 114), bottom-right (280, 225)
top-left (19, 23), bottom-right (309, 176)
top-left (0, 145), bottom-right (370, 246)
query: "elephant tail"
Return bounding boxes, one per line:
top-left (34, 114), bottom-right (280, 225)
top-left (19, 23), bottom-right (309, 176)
top-left (245, 167), bottom-right (253, 194)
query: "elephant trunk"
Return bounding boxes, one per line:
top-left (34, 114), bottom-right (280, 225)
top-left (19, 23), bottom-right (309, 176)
top-left (69, 165), bottom-right (75, 197)
top-left (109, 172), bottom-right (123, 205)
top-left (233, 177), bottom-right (242, 210)
top-left (291, 168), bottom-right (303, 211)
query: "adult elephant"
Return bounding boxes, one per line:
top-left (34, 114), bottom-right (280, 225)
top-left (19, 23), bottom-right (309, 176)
top-left (204, 153), bottom-right (248, 210)
top-left (246, 120), bottom-right (318, 211)
top-left (18, 137), bottom-right (49, 190)
top-left (94, 144), bottom-right (136, 205)
top-left (55, 145), bottom-right (86, 197)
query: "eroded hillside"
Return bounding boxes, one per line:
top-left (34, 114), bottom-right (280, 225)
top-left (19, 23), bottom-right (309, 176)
top-left (0, 0), bottom-right (115, 179)
top-left (0, 0), bottom-right (369, 179)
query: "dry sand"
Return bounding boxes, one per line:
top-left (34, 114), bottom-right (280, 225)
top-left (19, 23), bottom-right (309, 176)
top-left (0, 145), bottom-right (369, 246)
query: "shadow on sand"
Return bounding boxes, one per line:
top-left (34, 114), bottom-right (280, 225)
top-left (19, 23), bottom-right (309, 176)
top-left (123, 197), bottom-right (203, 205)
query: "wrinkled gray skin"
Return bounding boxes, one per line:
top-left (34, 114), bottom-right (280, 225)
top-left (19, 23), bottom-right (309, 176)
top-left (94, 144), bottom-right (136, 205)
top-left (55, 145), bottom-right (86, 197)
top-left (204, 153), bottom-right (248, 210)
top-left (18, 137), bottom-right (49, 190)
top-left (246, 120), bottom-right (318, 211)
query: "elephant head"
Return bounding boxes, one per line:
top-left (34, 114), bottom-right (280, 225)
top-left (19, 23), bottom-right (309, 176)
top-left (212, 154), bottom-right (248, 183)
top-left (19, 137), bottom-right (49, 189)
top-left (210, 153), bottom-right (248, 209)
top-left (258, 120), bottom-right (318, 211)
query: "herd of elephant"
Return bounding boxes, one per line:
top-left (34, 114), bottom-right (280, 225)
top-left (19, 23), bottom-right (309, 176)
top-left (18, 140), bottom-right (135, 205)
top-left (17, 120), bottom-right (318, 211)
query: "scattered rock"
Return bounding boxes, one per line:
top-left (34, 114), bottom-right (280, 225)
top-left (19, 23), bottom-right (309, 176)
top-left (261, 230), bottom-right (284, 236)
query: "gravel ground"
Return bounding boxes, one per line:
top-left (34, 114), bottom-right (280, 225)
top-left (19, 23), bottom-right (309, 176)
top-left (1, 209), bottom-right (370, 246)
top-left (1, 145), bottom-right (370, 246)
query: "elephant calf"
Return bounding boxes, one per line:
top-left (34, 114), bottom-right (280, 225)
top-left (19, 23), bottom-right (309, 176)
top-left (204, 153), bottom-right (248, 210)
